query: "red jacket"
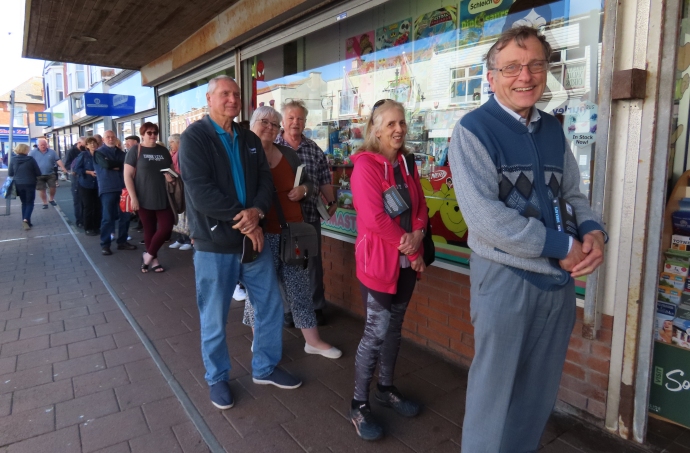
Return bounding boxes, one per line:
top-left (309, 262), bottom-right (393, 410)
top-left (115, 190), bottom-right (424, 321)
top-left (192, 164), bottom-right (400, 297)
top-left (351, 151), bottom-right (428, 294)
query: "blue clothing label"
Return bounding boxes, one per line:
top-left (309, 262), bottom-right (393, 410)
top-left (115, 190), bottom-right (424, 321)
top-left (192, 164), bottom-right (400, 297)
top-left (210, 118), bottom-right (246, 207)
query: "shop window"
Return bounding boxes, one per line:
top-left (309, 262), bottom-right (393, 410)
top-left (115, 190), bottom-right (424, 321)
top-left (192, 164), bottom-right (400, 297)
top-left (164, 67), bottom-right (235, 135)
top-left (240, 0), bottom-right (605, 268)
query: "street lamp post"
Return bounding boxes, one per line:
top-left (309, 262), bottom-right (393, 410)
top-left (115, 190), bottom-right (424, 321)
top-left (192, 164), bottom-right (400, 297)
top-left (4, 90), bottom-right (15, 215)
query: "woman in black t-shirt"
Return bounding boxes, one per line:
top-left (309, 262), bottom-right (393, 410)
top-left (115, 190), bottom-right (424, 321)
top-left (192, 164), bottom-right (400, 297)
top-left (123, 122), bottom-right (175, 273)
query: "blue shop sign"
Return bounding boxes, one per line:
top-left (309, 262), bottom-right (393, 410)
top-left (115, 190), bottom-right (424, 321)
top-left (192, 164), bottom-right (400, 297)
top-left (84, 93), bottom-right (136, 116)
top-left (35, 112), bottom-right (52, 127)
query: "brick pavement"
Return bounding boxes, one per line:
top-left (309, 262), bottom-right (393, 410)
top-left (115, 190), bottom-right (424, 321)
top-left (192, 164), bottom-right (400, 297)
top-left (0, 178), bottom-right (684, 452)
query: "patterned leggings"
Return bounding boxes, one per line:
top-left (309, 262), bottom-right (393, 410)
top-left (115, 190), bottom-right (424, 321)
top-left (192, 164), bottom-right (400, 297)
top-left (243, 233), bottom-right (317, 329)
top-left (353, 267), bottom-right (417, 401)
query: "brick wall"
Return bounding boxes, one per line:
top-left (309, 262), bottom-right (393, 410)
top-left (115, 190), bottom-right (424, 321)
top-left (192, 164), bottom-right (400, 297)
top-left (0, 102), bottom-right (46, 126)
top-left (322, 235), bottom-right (613, 422)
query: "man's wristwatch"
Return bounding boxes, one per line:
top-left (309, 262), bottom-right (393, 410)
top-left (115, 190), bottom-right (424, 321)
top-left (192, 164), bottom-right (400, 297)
top-left (254, 207), bottom-right (265, 220)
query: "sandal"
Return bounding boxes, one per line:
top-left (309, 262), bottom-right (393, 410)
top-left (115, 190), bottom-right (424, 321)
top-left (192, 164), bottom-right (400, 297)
top-left (141, 252), bottom-right (149, 273)
top-left (151, 264), bottom-right (165, 273)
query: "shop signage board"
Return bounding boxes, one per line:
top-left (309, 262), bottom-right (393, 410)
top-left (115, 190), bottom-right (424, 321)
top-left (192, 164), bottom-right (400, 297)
top-left (35, 112), bottom-right (52, 127)
top-left (649, 341), bottom-right (690, 428)
top-left (84, 93), bottom-right (136, 116)
top-left (0, 127), bottom-right (28, 136)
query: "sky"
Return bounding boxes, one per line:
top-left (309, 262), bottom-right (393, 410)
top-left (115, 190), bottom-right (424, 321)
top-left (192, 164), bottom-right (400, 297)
top-left (0, 0), bottom-right (44, 96)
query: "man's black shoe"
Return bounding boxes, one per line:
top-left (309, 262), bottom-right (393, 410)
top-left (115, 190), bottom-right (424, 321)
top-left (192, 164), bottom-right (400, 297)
top-left (315, 309), bottom-right (326, 326)
top-left (374, 386), bottom-right (421, 417)
top-left (349, 402), bottom-right (383, 441)
top-left (85, 230), bottom-right (98, 236)
top-left (101, 247), bottom-right (113, 256)
top-left (283, 312), bottom-right (295, 328)
top-left (117, 242), bottom-right (138, 250)
top-left (139, 239), bottom-right (145, 245)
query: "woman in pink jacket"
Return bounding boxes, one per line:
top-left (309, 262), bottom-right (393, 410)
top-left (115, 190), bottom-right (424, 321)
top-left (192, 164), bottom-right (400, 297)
top-left (348, 99), bottom-right (428, 441)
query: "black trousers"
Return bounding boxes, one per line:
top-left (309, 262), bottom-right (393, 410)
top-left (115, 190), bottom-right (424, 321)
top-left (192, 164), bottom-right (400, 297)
top-left (80, 186), bottom-right (101, 231)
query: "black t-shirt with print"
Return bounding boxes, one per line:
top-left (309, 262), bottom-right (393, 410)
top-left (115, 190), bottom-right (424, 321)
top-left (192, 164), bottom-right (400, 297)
top-left (125, 144), bottom-right (172, 210)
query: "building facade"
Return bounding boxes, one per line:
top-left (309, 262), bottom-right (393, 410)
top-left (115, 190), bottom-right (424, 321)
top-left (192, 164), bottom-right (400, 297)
top-left (0, 77), bottom-right (44, 156)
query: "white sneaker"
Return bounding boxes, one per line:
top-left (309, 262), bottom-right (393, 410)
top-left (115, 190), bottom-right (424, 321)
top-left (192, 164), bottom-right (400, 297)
top-left (179, 243), bottom-right (193, 251)
top-left (304, 343), bottom-right (342, 359)
top-left (233, 285), bottom-right (247, 301)
top-left (169, 241), bottom-right (182, 249)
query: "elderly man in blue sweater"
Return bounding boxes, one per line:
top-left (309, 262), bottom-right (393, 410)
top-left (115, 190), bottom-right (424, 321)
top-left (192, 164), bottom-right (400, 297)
top-left (449, 26), bottom-right (606, 452)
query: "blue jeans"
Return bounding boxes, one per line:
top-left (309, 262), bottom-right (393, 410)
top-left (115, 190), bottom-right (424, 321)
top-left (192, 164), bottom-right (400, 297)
top-left (99, 191), bottom-right (130, 247)
top-left (15, 183), bottom-right (36, 223)
top-left (71, 179), bottom-right (82, 224)
top-left (194, 246), bottom-right (283, 385)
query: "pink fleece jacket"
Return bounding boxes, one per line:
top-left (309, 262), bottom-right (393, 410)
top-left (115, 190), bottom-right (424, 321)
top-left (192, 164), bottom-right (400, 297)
top-left (351, 151), bottom-right (428, 294)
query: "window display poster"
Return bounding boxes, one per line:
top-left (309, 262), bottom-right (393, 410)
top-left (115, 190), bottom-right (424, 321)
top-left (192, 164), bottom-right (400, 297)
top-left (459, 0), bottom-right (513, 44)
top-left (420, 170), bottom-right (468, 246)
top-left (563, 101), bottom-right (597, 148)
top-left (346, 31), bottom-right (375, 59)
top-left (375, 18), bottom-right (413, 51)
top-left (413, 5), bottom-right (459, 60)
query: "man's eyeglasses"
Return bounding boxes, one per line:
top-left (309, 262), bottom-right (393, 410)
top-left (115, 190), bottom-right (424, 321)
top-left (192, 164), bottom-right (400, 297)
top-left (259, 119), bottom-right (281, 129)
top-left (491, 60), bottom-right (548, 77)
top-left (145, 131), bottom-right (159, 136)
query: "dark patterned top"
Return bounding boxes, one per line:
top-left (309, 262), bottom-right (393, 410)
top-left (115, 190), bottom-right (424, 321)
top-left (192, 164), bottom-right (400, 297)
top-left (275, 131), bottom-right (331, 223)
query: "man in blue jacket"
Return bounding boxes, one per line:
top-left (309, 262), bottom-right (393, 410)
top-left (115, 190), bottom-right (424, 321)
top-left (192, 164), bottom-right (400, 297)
top-left (449, 27), bottom-right (606, 452)
top-left (93, 130), bottom-right (137, 255)
top-left (179, 76), bottom-right (301, 411)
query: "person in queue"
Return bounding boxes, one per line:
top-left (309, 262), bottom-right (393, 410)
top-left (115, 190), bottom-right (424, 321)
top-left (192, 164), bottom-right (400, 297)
top-left (124, 122), bottom-right (175, 273)
top-left (73, 137), bottom-right (101, 236)
top-left (179, 75), bottom-right (301, 410)
top-left (276, 100), bottom-right (337, 326)
top-left (167, 133), bottom-right (192, 251)
top-left (94, 130), bottom-right (137, 255)
top-left (64, 137), bottom-right (86, 227)
top-left (8, 144), bottom-right (41, 230)
top-left (28, 138), bottom-right (67, 209)
top-left (348, 99), bottom-right (428, 441)
top-left (448, 26), bottom-right (606, 452)
top-left (241, 106), bottom-right (342, 359)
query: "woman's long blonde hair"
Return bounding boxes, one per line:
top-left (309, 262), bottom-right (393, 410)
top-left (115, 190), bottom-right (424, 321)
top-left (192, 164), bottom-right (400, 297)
top-left (355, 99), bottom-right (410, 156)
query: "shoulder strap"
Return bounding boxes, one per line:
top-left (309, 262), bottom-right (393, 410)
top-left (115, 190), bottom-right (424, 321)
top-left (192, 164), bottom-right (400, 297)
top-left (272, 188), bottom-right (289, 229)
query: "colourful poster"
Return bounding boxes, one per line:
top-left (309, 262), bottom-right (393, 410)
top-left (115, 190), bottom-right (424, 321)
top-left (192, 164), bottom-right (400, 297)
top-left (459, 0), bottom-right (513, 44)
top-left (413, 6), bottom-right (459, 62)
top-left (345, 31), bottom-right (375, 59)
top-left (375, 18), bottom-right (413, 51)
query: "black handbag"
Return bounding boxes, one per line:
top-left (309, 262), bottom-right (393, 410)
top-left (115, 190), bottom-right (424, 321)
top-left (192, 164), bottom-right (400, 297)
top-left (273, 190), bottom-right (318, 268)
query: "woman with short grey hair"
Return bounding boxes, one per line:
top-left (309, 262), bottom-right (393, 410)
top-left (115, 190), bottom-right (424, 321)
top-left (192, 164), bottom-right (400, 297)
top-left (242, 106), bottom-right (342, 360)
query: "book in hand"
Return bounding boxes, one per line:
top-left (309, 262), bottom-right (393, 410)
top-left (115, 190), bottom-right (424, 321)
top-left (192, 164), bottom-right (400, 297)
top-left (241, 235), bottom-right (259, 263)
top-left (293, 164), bottom-right (305, 187)
top-left (316, 197), bottom-right (331, 221)
top-left (383, 186), bottom-right (410, 218)
top-left (553, 197), bottom-right (579, 238)
top-left (160, 168), bottom-right (179, 178)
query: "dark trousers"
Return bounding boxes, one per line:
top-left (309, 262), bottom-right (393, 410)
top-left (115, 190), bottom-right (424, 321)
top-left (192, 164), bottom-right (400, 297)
top-left (15, 183), bottom-right (36, 223)
top-left (353, 267), bottom-right (417, 401)
top-left (71, 179), bottom-right (82, 225)
top-left (79, 186), bottom-right (101, 231)
top-left (99, 191), bottom-right (130, 247)
top-left (308, 219), bottom-right (327, 310)
top-left (138, 206), bottom-right (175, 259)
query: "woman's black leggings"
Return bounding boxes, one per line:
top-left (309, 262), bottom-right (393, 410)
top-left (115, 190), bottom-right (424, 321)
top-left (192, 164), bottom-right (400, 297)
top-left (353, 267), bottom-right (417, 401)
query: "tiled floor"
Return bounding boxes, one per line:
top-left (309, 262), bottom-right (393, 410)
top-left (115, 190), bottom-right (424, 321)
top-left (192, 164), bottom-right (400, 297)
top-left (0, 178), bottom-right (686, 452)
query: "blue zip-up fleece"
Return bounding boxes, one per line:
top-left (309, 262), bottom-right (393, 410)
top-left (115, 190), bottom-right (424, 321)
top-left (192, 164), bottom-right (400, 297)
top-left (8, 154), bottom-right (42, 185)
top-left (93, 145), bottom-right (126, 195)
top-left (73, 151), bottom-right (98, 190)
top-left (448, 96), bottom-right (605, 290)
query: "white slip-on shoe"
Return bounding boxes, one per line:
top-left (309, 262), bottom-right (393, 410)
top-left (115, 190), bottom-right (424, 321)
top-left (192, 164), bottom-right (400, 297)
top-left (179, 243), bottom-right (193, 250)
top-left (169, 241), bottom-right (182, 249)
top-left (233, 285), bottom-right (247, 301)
top-left (304, 343), bottom-right (342, 359)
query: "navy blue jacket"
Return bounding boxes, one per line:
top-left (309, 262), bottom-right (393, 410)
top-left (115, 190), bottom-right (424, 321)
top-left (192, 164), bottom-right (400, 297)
top-left (93, 145), bottom-right (126, 195)
top-left (8, 154), bottom-right (42, 185)
top-left (73, 151), bottom-right (98, 190)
